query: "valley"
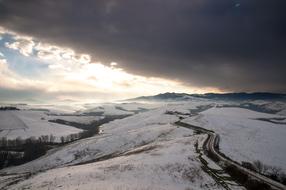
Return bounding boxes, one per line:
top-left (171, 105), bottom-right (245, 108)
top-left (1, 94), bottom-right (286, 190)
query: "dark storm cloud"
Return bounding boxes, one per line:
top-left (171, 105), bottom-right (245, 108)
top-left (0, 0), bottom-right (286, 92)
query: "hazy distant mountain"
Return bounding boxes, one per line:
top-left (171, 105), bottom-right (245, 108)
top-left (130, 92), bottom-right (286, 101)
top-left (128, 92), bottom-right (196, 101)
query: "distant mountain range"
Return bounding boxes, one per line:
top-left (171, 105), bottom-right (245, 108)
top-left (129, 92), bottom-right (286, 101)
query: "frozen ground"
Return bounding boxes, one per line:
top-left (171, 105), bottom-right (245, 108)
top-left (0, 102), bottom-right (161, 141)
top-left (254, 101), bottom-right (286, 115)
top-left (0, 110), bottom-right (82, 141)
top-left (47, 115), bottom-right (104, 125)
top-left (2, 100), bottom-right (284, 189)
top-left (0, 102), bottom-right (245, 190)
top-left (2, 130), bottom-right (226, 190)
top-left (78, 102), bottom-right (161, 116)
top-left (0, 106), bottom-right (182, 174)
top-left (0, 111), bottom-right (28, 131)
top-left (183, 107), bottom-right (286, 172)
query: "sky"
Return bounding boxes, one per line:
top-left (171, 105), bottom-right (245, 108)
top-left (0, 0), bottom-right (285, 103)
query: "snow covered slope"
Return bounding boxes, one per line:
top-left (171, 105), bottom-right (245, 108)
top-left (1, 102), bottom-right (244, 190)
top-left (1, 107), bottom-right (179, 174)
top-left (0, 101), bottom-right (162, 142)
top-left (79, 102), bottom-right (161, 115)
top-left (6, 132), bottom-right (226, 190)
top-left (3, 129), bottom-right (228, 190)
top-left (183, 107), bottom-right (286, 172)
top-left (3, 99), bottom-right (285, 189)
top-left (0, 110), bottom-right (82, 141)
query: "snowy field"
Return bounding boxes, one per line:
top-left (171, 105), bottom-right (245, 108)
top-left (1, 99), bottom-right (285, 189)
top-left (0, 106), bottom-right (184, 173)
top-left (78, 102), bottom-right (162, 115)
top-left (47, 115), bottom-right (104, 125)
top-left (183, 107), bottom-right (286, 172)
top-left (0, 111), bottom-right (28, 130)
top-left (0, 110), bottom-right (82, 141)
top-left (4, 132), bottom-right (224, 190)
top-left (0, 102), bottom-right (161, 141)
top-left (0, 103), bottom-right (245, 190)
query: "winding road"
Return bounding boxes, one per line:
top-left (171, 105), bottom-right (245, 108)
top-left (175, 121), bottom-right (286, 190)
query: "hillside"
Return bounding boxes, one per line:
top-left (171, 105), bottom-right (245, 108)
top-left (1, 99), bottom-right (286, 189)
top-left (130, 92), bottom-right (286, 101)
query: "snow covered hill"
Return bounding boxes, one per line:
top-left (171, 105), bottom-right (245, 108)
top-left (1, 97), bottom-right (286, 189)
top-left (0, 102), bottom-right (161, 141)
top-left (131, 92), bottom-right (286, 102)
top-left (0, 102), bottom-right (245, 190)
top-left (183, 107), bottom-right (286, 172)
top-left (0, 110), bottom-right (82, 141)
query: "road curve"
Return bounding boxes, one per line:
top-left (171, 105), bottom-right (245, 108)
top-left (175, 121), bottom-right (286, 190)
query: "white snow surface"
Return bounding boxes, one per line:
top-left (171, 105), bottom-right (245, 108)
top-left (0, 111), bottom-right (82, 141)
top-left (0, 103), bottom-right (237, 190)
top-left (79, 102), bottom-right (160, 115)
top-left (47, 115), bottom-right (103, 125)
top-left (183, 107), bottom-right (286, 172)
top-left (1, 107), bottom-right (180, 174)
top-left (6, 132), bottom-right (225, 190)
top-left (5, 101), bottom-right (286, 189)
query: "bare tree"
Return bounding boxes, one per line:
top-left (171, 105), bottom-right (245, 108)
top-left (49, 134), bottom-right (55, 143)
top-left (60, 136), bottom-right (65, 144)
top-left (268, 166), bottom-right (283, 181)
top-left (253, 160), bottom-right (267, 174)
top-left (15, 136), bottom-right (23, 146)
top-left (0, 137), bottom-right (7, 147)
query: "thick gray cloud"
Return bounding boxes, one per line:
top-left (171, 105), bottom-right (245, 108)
top-left (0, 0), bottom-right (286, 92)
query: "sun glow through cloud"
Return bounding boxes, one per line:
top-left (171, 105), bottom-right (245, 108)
top-left (0, 26), bottom-right (221, 103)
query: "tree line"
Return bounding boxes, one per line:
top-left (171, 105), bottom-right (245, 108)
top-left (0, 125), bottom-right (100, 169)
top-left (0, 106), bottom-right (20, 111)
top-left (242, 160), bottom-right (286, 185)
